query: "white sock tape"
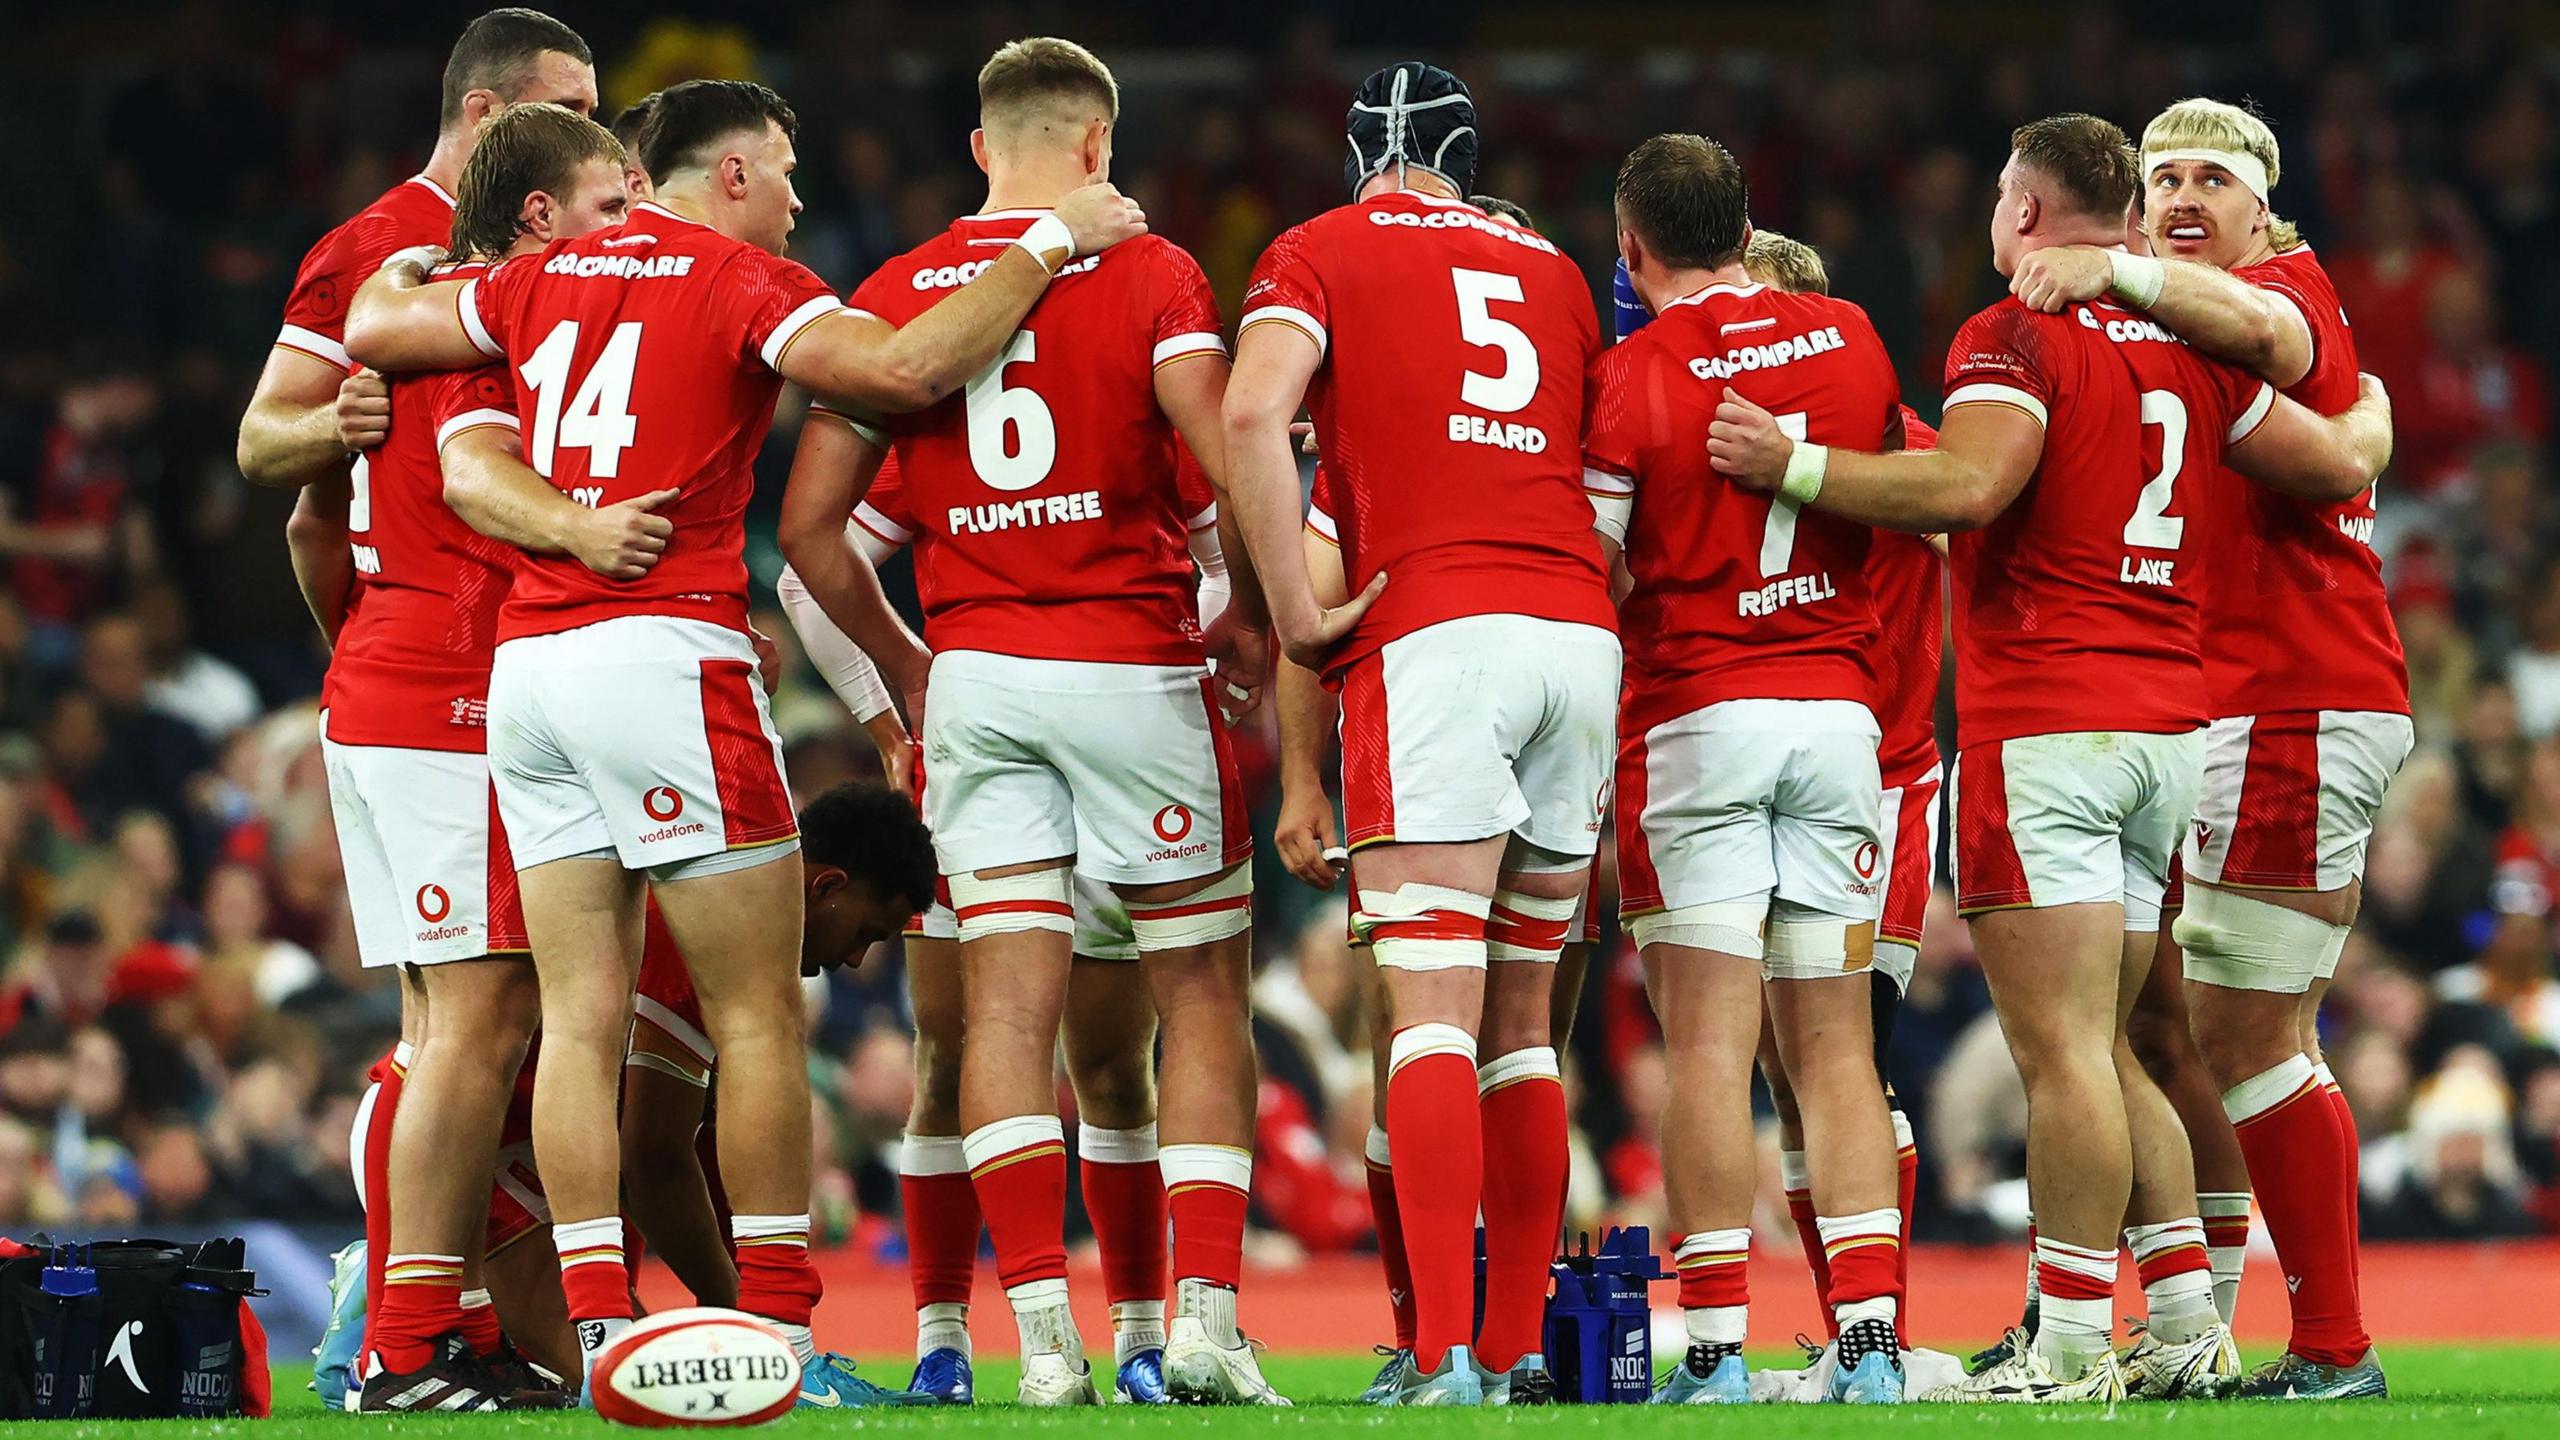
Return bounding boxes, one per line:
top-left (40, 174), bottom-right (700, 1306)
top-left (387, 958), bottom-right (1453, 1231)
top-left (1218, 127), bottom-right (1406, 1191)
top-left (1476, 1045), bottom-right (1561, 1095)
top-left (1387, 1021), bottom-right (1476, 1077)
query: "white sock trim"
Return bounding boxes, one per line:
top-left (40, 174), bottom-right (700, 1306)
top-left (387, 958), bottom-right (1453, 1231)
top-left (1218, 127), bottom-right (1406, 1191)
top-left (1364, 1124), bottom-right (1392, 1168)
top-left (731, 1212), bottom-right (811, 1242)
top-left (1387, 1022), bottom-right (1476, 1075)
top-left (1077, 1122), bottom-right (1160, 1165)
top-left (1477, 1045), bottom-right (1561, 1095)
top-left (1161, 1142), bottom-right (1253, 1191)
top-left (963, 1114), bottom-right (1066, 1169)
top-left (2222, 1052), bottom-right (2317, 1124)
top-left (901, 1133), bottom-right (970, 1177)
top-left (1779, 1149), bottom-right (1810, 1193)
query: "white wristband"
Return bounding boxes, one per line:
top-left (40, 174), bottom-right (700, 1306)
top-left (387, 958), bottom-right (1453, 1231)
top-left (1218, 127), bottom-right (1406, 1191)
top-left (1780, 441), bottom-right (1828, 504)
top-left (2108, 251), bottom-right (2166, 309)
top-left (1012, 214), bottom-right (1076, 276)
top-left (382, 244), bottom-right (449, 279)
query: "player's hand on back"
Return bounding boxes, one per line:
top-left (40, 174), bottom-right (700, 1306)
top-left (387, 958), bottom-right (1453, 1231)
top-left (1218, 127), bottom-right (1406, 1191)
top-left (1707, 392), bottom-right (1792, 493)
top-left (1275, 779), bottom-right (1346, 891)
top-left (570, 487), bottom-right (678, 581)
top-left (1053, 182), bottom-right (1148, 258)
top-left (1278, 572), bottom-right (1386, 672)
top-left (335, 370), bottom-right (392, 452)
top-left (2007, 245), bottom-right (2115, 314)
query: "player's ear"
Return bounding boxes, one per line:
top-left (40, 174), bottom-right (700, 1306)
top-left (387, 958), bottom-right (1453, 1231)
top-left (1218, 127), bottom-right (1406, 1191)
top-left (1082, 119), bottom-right (1110, 179)
top-left (461, 88), bottom-right (502, 130)
top-left (807, 864), bottom-right (847, 902)
top-left (723, 150), bottom-right (751, 200)
top-left (519, 190), bottom-right (552, 244)
top-left (2016, 187), bottom-right (2041, 237)
top-left (969, 128), bottom-right (992, 176)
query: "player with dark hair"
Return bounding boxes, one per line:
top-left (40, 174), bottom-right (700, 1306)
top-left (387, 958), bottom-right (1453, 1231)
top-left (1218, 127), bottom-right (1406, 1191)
top-left (610, 92), bottom-right (659, 200)
top-left (1709, 112), bottom-right (2395, 1402)
top-left (779, 36), bottom-right (1274, 1408)
top-left (1231, 63), bottom-right (1614, 1406)
top-left (243, 11), bottom-right (599, 1412)
top-left (1591, 134), bottom-right (1908, 1405)
top-left (341, 70), bottom-right (1150, 1390)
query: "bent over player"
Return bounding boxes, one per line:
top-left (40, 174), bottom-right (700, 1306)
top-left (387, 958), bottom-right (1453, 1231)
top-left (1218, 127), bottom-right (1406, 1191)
top-left (341, 74), bottom-right (1148, 1386)
top-left (1228, 63), bottom-right (1616, 1406)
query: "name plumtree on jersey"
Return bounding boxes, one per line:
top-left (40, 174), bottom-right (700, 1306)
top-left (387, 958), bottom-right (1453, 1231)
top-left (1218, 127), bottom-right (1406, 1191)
top-left (1940, 298), bottom-right (2274, 748)
top-left (457, 201), bottom-right (849, 640)
top-left (833, 214), bottom-right (1223, 665)
top-left (1239, 191), bottom-right (1612, 675)
top-left (1584, 280), bottom-right (1903, 737)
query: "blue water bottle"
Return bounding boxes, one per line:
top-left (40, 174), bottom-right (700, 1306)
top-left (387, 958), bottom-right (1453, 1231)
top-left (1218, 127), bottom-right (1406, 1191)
top-left (34, 1244), bottom-right (101, 1418)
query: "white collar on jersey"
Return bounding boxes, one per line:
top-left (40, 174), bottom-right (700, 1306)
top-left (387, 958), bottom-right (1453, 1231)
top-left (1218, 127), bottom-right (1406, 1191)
top-left (408, 174), bottom-right (456, 209)
top-left (1662, 280), bottom-right (1766, 310)
top-left (958, 208), bottom-right (1057, 222)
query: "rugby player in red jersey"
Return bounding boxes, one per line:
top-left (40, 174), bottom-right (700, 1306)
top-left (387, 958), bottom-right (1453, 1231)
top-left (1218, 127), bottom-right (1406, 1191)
top-left (1588, 138), bottom-right (1908, 1405)
top-left (780, 440), bottom-right (1234, 1405)
top-left (777, 40), bottom-right (1270, 1407)
top-left (1230, 64), bottom-right (1615, 1406)
top-left (1709, 113), bottom-right (2393, 1403)
top-left (244, 13), bottom-right (597, 1406)
top-left (333, 101), bottom-right (643, 1414)
top-left (340, 74), bottom-right (1147, 1388)
top-left (2005, 97), bottom-right (2408, 1403)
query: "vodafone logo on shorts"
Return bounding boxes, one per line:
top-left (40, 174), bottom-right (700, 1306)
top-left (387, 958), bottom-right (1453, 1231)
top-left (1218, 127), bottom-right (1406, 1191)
top-left (644, 786), bottom-right (685, 822)
top-left (1853, 841), bottom-right (1881, 879)
top-left (1153, 805), bottom-right (1195, 843)
top-left (415, 885), bottom-right (452, 922)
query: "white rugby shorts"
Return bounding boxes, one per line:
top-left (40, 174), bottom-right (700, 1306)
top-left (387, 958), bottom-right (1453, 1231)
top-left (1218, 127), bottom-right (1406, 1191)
top-left (922, 650), bottom-right (1245, 886)
top-left (1339, 615), bottom-right (1620, 856)
top-left (321, 721), bottom-right (528, 968)
top-left (487, 615), bottom-right (798, 874)
top-left (1951, 728), bottom-right (2205, 932)
top-left (2183, 710), bottom-right (2414, 892)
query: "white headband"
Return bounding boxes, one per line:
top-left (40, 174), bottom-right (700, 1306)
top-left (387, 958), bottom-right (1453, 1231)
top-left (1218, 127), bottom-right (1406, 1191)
top-left (2145, 147), bottom-right (2272, 205)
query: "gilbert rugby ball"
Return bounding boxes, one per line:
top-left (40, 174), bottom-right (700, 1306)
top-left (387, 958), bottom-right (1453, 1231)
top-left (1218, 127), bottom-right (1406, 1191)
top-left (590, 1308), bottom-right (801, 1428)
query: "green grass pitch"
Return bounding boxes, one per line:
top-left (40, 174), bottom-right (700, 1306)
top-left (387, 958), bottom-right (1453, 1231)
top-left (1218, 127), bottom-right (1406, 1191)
top-left (22, 1349), bottom-right (2560, 1437)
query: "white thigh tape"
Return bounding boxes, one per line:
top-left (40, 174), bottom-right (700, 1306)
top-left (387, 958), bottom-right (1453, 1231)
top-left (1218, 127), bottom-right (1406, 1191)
top-left (2174, 885), bottom-right (2339, 996)
top-left (947, 867), bottom-right (1076, 943)
top-left (1627, 899), bottom-right (1766, 960)
top-left (1358, 883), bottom-right (1491, 972)
top-left (1764, 917), bottom-right (1877, 983)
top-left (1129, 864), bottom-right (1253, 952)
top-left (1487, 888), bottom-right (1577, 964)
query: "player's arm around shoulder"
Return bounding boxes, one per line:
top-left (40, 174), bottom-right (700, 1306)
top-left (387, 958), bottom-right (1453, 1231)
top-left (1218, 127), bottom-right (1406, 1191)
top-left (781, 183), bottom-right (1148, 412)
top-left (2226, 372), bottom-right (2395, 502)
top-left (344, 248), bottom-right (487, 374)
top-left (2012, 243), bottom-right (2314, 389)
top-left (1707, 386), bottom-right (2041, 534)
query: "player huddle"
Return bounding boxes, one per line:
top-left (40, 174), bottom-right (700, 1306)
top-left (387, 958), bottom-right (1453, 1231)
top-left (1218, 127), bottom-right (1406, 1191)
top-left (232, 3), bottom-right (2404, 1415)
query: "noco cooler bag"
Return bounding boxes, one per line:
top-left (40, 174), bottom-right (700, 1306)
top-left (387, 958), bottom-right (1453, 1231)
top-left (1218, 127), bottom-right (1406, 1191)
top-left (0, 1236), bottom-right (270, 1419)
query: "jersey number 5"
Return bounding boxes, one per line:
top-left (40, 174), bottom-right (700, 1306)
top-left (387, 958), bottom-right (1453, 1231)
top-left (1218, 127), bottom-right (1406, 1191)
top-left (1452, 268), bottom-right (1538, 413)
top-left (521, 320), bottom-right (642, 480)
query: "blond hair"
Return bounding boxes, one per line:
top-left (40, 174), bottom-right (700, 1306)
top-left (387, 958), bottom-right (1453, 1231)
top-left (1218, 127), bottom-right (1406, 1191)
top-left (452, 101), bottom-right (625, 260)
top-left (978, 37), bottom-right (1118, 136)
top-left (2142, 97), bottom-right (2301, 252)
top-left (1743, 230), bottom-right (1829, 296)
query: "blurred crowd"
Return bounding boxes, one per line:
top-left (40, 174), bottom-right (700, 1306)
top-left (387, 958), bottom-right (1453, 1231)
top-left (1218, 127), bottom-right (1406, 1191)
top-left (6, 0), bottom-right (2560, 1258)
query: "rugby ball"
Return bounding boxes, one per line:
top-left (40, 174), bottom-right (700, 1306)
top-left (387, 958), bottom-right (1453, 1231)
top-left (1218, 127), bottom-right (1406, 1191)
top-left (590, 1308), bottom-right (801, 1428)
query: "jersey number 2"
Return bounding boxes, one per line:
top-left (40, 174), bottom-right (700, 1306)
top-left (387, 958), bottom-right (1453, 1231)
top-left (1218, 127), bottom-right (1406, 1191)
top-left (521, 320), bottom-right (641, 481)
top-left (2123, 389), bottom-right (2188, 550)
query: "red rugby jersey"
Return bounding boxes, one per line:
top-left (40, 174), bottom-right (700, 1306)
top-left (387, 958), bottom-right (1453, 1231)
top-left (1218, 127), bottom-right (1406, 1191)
top-left (1241, 191), bottom-right (1611, 675)
top-left (459, 202), bottom-right (847, 641)
top-left (276, 176), bottom-right (456, 372)
top-left (2195, 247), bottom-right (2407, 717)
top-left (1584, 281), bottom-right (1900, 735)
top-left (1941, 297), bottom-right (2271, 747)
top-left (845, 215), bottom-right (1222, 666)
top-left (1869, 406), bottom-right (1945, 785)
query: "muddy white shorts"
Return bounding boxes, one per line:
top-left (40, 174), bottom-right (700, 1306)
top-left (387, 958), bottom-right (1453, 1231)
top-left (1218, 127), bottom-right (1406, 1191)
top-left (1339, 615), bottom-right (1621, 856)
top-left (1952, 728), bottom-right (2205, 932)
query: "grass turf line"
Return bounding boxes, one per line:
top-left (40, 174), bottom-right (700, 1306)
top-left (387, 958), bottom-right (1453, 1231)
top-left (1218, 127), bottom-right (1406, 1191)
top-left (40, 1347), bottom-right (2560, 1437)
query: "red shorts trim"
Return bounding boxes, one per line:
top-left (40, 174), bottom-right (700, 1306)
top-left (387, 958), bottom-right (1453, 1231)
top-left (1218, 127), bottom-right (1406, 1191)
top-left (699, 658), bottom-right (798, 849)
top-left (1953, 742), bottom-right (2033, 915)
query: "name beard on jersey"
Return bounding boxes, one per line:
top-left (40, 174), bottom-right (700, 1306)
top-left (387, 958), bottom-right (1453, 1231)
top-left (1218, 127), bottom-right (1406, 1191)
top-left (948, 489), bottom-right (1106, 534)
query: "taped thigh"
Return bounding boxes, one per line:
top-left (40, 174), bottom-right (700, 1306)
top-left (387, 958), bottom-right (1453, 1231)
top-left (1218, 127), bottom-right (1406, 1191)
top-left (1627, 897), bottom-right (1768, 960)
top-left (1763, 898), bottom-right (1879, 983)
top-left (947, 866), bottom-right (1077, 942)
top-left (2172, 884), bottom-right (2339, 996)
top-left (1128, 864), bottom-right (1254, 952)
top-left (1356, 883), bottom-right (1491, 972)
